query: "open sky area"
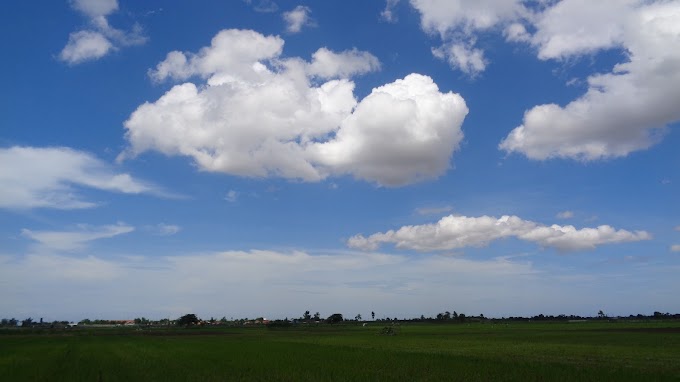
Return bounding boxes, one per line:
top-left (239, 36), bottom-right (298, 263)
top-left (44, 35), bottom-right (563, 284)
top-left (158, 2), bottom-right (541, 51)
top-left (1, 0), bottom-right (679, 322)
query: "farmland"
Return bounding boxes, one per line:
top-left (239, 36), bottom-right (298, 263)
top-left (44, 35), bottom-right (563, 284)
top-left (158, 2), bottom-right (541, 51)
top-left (1, 321), bottom-right (679, 381)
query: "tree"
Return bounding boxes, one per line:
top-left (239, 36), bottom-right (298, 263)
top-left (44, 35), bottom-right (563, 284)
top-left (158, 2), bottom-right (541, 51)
top-left (21, 318), bottom-right (33, 327)
top-left (372, 311), bottom-right (375, 320)
top-left (177, 314), bottom-right (199, 327)
top-left (598, 310), bottom-right (606, 319)
top-left (355, 314), bottom-right (362, 321)
top-left (313, 312), bottom-right (321, 321)
top-left (326, 313), bottom-right (343, 325)
top-left (303, 310), bottom-right (311, 321)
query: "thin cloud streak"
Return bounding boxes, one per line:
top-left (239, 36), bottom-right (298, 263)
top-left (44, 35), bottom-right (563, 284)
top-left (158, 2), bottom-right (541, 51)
top-left (0, 146), bottom-right (170, 210)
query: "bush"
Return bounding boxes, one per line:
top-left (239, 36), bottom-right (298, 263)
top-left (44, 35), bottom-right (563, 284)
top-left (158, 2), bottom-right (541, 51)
top-left (379, 326), bottom-right (398, 336)
top-left (266, 320), bottom-right (291, 328)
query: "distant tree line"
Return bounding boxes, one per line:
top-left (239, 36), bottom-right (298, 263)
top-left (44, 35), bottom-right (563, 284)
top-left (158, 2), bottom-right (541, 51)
top-left (0, 317), bottom-right (70, 328)
top-left (3, 311), bottom-right (680, 328)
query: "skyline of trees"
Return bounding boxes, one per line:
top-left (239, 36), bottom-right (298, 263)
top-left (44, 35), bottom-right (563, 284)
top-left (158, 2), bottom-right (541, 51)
top-left (3, 311), bottom-right (680, 328)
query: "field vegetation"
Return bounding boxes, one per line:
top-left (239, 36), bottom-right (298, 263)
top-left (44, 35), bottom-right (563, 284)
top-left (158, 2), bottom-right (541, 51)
top-left (2, 320), bottom-right (679, 381)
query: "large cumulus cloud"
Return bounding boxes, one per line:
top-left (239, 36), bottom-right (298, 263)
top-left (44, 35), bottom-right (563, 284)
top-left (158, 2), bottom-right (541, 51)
top-left (500, 0), bottom-right (680, 160)
top-left (397, 0), bottom-right (680, 159)
top-left (120, 29), bottom-right (468, 187)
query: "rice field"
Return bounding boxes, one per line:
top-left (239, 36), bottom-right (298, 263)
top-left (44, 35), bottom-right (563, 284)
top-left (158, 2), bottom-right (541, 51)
top-left (1, 321), bottom-right (679, 381)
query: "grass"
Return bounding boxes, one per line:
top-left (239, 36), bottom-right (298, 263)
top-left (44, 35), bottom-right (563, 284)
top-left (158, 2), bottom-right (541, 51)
top-left (1, 321), bottom-right (679, 381)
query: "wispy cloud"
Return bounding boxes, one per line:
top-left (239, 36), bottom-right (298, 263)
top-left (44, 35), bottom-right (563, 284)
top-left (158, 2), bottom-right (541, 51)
top-left (244, 0), bottom-right (278, 13)
top-left (380, 0), bottom-right (400, 23)
top-left (22, 223), bottom-right (134, 252)
top-left (556, 210), bottom-right (574, 219)
top-left (225, 190), bottom-right (239, 203)
top-left (60, 0), bottom-right (147, 64)
top-left (0, 146), bottom-right (167, 210)
top-left (283, 6), bottom-right (314, 33)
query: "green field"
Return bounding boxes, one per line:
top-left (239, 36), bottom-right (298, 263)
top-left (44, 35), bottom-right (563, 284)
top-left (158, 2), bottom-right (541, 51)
top-left (2, 321), bottom-right (679, 381)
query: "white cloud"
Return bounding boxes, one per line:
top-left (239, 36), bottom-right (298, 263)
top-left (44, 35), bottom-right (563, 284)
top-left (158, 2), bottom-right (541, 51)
top-left (225, 190), bottom-right (239, 202)
top-left (432, 41), bottom-right (487, 76)
top-left (22, 223), bottom-right (134, 252)
top-left (70, 0), bottom-right (119, 18)
top-left (408, 0), bottom-right (526, 75)
top-left (123, 29), bottom-right (468, 187)
top-left (556, 210), bottom-right (574, 219)
top-left (407, 1), bottom-right (680, 156)
top-left (504, 22), bottom-right (530, 42)
top-left (283, 5), bottom-right (313, 34)
top-left (60, 30), bottom-right (114, 64)
top-left (500, 0), bottom-right (680, 160)
top-left (381, 0), bottom-right (401, 22)
top-left (307, 48), bottom-right (381, 79)
top-left (0, 146), bottom-right (162, 210)
top-left (410, 0), bottom-right (524, 35)
top-left (527, 0), bottom-right (633, 61)
top-left (675, 226), bottom-right (680, 232)
top-left (348, 214), bottom-right (651, 252)
top-left (671, 245), bottom-right (680, 252)
top-left (309, 74), bottom-right (467, 186)
top-left (147, 29), bottom-right (285, 83)
top-left (60, 0), bottom-right (147, 64)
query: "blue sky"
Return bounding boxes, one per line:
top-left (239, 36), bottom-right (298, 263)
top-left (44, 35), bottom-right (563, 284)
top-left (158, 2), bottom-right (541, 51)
top-left (1, 0), bottom-right (679, 321)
